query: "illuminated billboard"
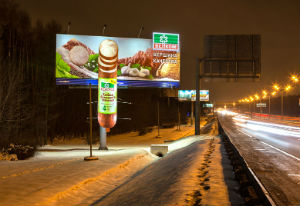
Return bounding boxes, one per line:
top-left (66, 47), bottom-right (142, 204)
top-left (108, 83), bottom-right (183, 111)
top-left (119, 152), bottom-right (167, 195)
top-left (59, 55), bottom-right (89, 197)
top-left (178, 90), bottom-right (209, 101)
top-left (56, 33), bottom-right (180, 88)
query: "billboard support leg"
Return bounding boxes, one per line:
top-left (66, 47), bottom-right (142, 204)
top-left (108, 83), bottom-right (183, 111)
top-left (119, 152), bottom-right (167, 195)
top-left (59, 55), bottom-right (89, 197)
top-left (156, 98), bottom-right (162, 138)
top-left (177, 101), bottom-right (181, 131)
top-left (99, 126), bottom-right (108, 150)
top-left (191, 101), bottom-right (194, 126)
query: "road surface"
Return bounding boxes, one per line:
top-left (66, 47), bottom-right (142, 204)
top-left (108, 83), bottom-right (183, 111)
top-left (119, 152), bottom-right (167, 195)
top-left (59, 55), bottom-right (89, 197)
top-left (218, 112), bottom-right (300, 206)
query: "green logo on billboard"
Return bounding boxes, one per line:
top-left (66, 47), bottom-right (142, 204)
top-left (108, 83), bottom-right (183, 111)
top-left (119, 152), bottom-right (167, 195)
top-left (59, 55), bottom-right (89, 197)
top-left (153, 33), bottom-right (179, 51)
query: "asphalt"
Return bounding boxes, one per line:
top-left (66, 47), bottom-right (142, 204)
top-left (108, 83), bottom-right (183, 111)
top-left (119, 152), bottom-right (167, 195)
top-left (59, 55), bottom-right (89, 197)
top-left (218, 114), bottom-right (300, 206)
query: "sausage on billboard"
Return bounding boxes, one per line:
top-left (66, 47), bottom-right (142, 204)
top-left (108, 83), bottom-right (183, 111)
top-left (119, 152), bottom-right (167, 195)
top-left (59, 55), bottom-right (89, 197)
top-left (98, 39), bottom-right (118, 128)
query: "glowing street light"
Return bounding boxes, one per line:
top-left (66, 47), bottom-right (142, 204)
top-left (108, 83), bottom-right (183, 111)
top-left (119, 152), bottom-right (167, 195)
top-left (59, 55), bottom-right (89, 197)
top-left (262, 90), bottom-right (270, 117)
top-left (271, 91), bottom-right (277, 96)
top-left (273, 83), bottom-right (280, 91)
top-left (262, 90), bottom-right (268, 96)
top-left (290, 74), bottom-right (299, 83)
top-left (285, 84), bottom-right (291, 92)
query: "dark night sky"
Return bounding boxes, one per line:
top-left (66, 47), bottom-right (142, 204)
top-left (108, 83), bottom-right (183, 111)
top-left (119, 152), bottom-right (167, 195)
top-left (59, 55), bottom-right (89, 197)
top-left (15, 0), bottom-right (299, 102)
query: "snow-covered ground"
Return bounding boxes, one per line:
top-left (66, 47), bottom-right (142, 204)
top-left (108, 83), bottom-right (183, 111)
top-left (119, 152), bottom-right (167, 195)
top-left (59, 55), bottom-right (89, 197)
top-left (87, 121), bottom-right (244, 206)
top-left (1, 123), bottom-right (211, 206)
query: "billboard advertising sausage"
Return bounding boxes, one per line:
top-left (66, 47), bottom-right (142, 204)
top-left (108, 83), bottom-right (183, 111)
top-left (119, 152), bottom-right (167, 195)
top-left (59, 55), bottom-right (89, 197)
top-left (56, 33), bottom-right (180, 88)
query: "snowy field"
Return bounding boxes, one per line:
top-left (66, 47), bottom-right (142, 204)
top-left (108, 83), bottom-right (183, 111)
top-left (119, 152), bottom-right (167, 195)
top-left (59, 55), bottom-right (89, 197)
top-left (0, 122), bottom-right (223, 206)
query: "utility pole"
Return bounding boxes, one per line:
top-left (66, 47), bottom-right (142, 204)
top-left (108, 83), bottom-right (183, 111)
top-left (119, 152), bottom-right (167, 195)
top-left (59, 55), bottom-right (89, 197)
top-left (177, 101), bottom-right (181, 131)
top-left (156, 89), bottom-right (162, 138)
top-left (259, 99), bottom-right (262, 119)
top-left (281, 91), bottom-right (284, 119)
top-left (268, 95), bottom-right (271, 119)
top-left (195, 58), bottom-right (202, 135)
top-left (157, 100), bottom-right (161, 138)
top-left (191, 101), bottom-right (194, 126)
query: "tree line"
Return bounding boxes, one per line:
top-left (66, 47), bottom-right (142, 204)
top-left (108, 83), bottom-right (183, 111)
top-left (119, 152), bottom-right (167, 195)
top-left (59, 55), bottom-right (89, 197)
top-left (0, 0), bottom-right (62, 147)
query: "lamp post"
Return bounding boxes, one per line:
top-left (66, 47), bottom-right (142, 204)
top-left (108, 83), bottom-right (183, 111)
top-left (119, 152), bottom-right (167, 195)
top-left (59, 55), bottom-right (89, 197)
top-left (249, 96), bottom-right (254, 119)
top-left (273, 83), bottom-right (292, 119)
top-left (262, 90), bottom-right (269, 119)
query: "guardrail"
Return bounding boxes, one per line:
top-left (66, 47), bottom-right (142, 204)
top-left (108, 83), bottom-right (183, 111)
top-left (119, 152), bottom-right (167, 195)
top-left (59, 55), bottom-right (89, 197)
top-left (218, 119), bottom-right (277, 206)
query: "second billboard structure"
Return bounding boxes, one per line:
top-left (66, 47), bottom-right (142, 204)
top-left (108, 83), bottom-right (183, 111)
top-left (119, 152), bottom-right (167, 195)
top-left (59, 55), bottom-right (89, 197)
top-left (178, 90), bottom-right (209, 101)
top-left (56, 33), bottom-right (180, 87)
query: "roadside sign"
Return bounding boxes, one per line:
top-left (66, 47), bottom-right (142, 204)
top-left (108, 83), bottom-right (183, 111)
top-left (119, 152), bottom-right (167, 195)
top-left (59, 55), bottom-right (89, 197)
top-left (256, 103), bottom-right (267, 107)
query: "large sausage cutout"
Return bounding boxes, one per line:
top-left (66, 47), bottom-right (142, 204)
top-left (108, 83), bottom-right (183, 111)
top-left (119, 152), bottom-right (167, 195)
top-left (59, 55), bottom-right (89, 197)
top-left (98, 39), bottom-right (118, 128)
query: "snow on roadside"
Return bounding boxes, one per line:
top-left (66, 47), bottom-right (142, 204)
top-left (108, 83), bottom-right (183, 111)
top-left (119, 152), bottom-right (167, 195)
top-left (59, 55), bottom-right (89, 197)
top-left (37, 150), bottom-right (157, 206)
top-left (0, 122), bottom-right (207, 206)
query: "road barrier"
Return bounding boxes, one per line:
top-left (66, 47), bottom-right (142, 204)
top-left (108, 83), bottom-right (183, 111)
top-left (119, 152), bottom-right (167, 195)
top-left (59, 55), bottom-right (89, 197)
top-left (218, 119), bottom-right (277, 206)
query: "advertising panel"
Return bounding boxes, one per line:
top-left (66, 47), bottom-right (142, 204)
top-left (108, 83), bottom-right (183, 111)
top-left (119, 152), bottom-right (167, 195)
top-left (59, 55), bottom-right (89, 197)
top-left (200, 90), bottom-right (209, 101)
top-left (178, 90), bottom-right (193, 101)
top-left (56, 33), bottom-right (180, 88)
top-left (178, 90), bottom-right (210, 101)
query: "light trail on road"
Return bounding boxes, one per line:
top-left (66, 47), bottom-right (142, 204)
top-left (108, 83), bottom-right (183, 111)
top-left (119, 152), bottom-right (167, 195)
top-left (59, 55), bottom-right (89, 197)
top-left (218, 112), bottom-right (300, 206)
top-left (230, 113), bottom-right (300, 158)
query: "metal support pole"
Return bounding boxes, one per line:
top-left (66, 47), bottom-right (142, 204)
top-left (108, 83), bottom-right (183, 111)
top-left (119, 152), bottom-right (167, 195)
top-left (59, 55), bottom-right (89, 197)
top-left (249, 103), bottom-right (251, 117)
top-left (89, 83), bottom-right (93, 157)
top-left (268, 96), bottom-right (271, 119)
top-left (281, 91), bottom-right (284, 119)
top-left (191, 101), bottom-right (194, 126)
top-left (157, 99), bottom-right (161, 138)
top-left (99, 126), bottom-right (107, 150)
top-left (251, 102), bottom-right (253, 119)
top-left (177, 101), bottom-right (181, 131)
top-left (137, 26), bottom-right (144, 38)
top-left (195, 58), bottom-right (201, 135)
top-left (84, 83), bottom-right (98, 161)
top-left (259, 99), bottom-right (262, 119)
top-left (102, 24), bottom-right (107, 36)
top-left (67, 21), bottom-right (71, 34)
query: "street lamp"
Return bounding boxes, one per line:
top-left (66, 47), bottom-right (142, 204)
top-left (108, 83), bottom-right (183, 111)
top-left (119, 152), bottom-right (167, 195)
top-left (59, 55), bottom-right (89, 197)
top-left (290, 74), bottom-right (299, 83)
top-left (262, 90), bottom-right (270, 118)
top-left (254, 94), bottom-right (262, 119)
top-left (273, 83), bottom-right (280, 91)
top-left (249, 96), bottom-right (254, 119)
top-left (274, 84), bottom-right (293, 119)
top-left (285, 84), bottom-right (291, 92)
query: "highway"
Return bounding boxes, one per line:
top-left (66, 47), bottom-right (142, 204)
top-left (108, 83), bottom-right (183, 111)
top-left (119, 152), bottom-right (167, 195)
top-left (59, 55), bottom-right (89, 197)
top-left (218, 111), bottom-right (300, 206)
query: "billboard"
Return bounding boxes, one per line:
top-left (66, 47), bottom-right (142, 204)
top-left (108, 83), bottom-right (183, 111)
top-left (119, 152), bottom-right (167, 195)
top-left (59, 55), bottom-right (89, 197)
top-left (178, 90), bottom-right (209, 101)
top-left (203, 35), bottom-right (261, 79)
top-left (56, 33), bottom-right (180, 88)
